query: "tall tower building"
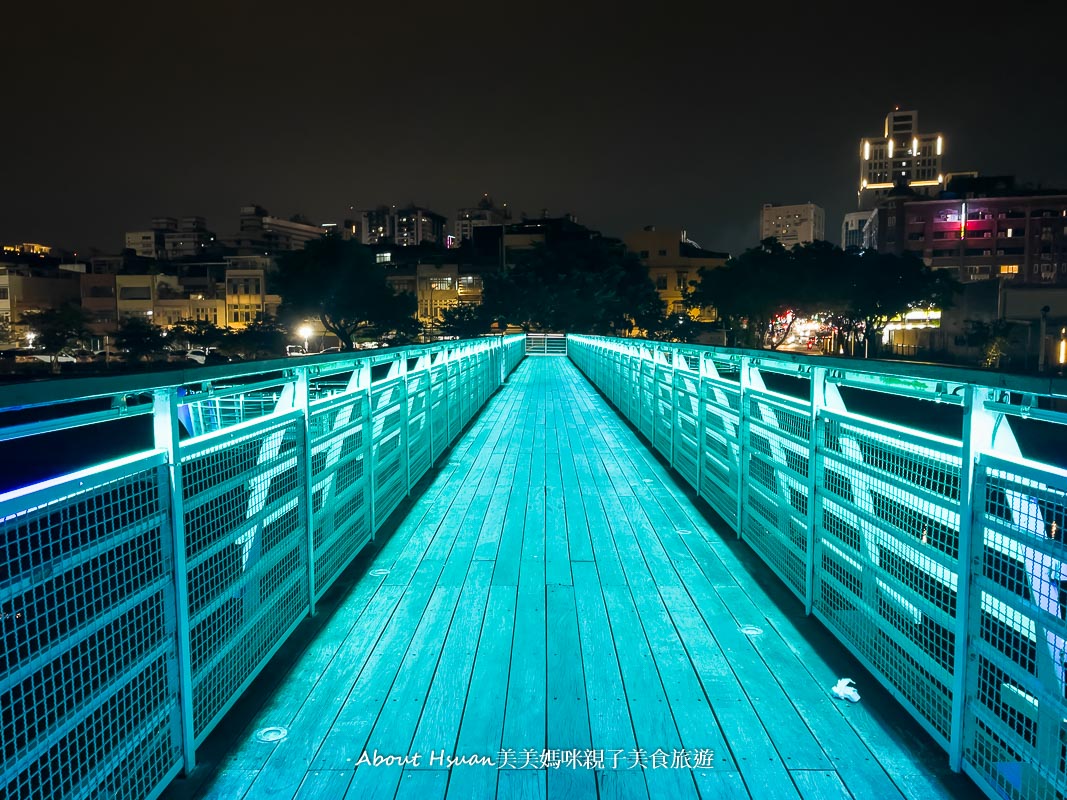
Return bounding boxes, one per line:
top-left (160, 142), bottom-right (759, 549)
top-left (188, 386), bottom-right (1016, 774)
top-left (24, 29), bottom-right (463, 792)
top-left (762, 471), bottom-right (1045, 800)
top-left (760, 202), bottom-right (825, 247)
top-left (858, 108), bottom-right (944, 210)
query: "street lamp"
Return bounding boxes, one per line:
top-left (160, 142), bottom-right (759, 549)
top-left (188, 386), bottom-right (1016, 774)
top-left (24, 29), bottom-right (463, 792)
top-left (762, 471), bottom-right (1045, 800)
top-left (298, 324), bottom-right (313, 353)
top-left (26, 331), bottom-right (36, 349)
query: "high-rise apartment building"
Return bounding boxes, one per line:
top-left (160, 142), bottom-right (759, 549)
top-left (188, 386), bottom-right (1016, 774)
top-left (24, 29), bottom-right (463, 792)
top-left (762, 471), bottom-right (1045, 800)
top-left (360, 205), bottom-right (446, 247)
top-left (760, 203), bottom-right (825, 247)
top-left (454, 194), bottom-right (510, 244)
top-left (858, 108), bottom-right (945, 210)
top-left (394, 206), bottom-right (447, 247)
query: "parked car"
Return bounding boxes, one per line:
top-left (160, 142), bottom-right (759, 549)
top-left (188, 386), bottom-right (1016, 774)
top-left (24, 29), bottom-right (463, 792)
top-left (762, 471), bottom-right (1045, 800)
top-left (318, 347), bottom-right (341, 355)
top-left (286, 345), bottom-right (307, 357)
top-left (186, 349), bottom-right (208, 365)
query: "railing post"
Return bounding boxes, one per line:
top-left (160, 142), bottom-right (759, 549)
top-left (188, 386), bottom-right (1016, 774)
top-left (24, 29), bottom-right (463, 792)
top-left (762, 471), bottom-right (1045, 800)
top-left (153, 389), bottom-right (196, 775)
top-left (803, 367), bottom-right (826, 615)
top-left (735, 355), bottom-right (752, 540)
top-left (294, 366), bottom-right (316, 615)
top-left (948, 385), bottom-right (989, 771)
top-left (400, 352), bottom-right (411, 496)
top-left (358, 362), bottom-right (377, 537)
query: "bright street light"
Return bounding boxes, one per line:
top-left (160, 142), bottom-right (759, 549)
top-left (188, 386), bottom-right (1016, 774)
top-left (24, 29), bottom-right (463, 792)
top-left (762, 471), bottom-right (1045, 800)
top-left (26, 331), bottom-right (36, 348)
top-left (298, 324), bottom-right (313, 352)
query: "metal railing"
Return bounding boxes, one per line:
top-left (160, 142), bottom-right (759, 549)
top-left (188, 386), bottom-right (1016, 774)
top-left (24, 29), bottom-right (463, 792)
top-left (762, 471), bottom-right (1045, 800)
top-left (0, 335), bottom-right (525, 800)
top-left (525, 332), bottom-right (567, 356)
top-left (568, 334), bottom-right (1067, 800)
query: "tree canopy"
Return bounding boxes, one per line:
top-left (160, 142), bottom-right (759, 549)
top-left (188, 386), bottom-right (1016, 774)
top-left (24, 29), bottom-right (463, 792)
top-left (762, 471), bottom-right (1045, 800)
top-left (276, 235), bottom-right (417, 350)
top-left (481, 237), bottom-right (664, 335)
top-left (115, 316), bottom-right (166, 361)
top-left (20, 304), bottom-right (90, 373)
top-left (691, 239), bottom-right (956, 353)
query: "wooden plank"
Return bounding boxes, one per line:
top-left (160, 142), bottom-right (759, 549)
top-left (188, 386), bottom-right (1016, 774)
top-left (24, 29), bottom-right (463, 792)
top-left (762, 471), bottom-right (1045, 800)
top-left (408, 560), bottom-right (492, 755)
top-left (395, 769), bottom-right (449, 800)
top-left (557, 445), bottom-right (593, 563)
top-left (472, 481), bottom-right (512, 562)
top-left (310, 560), bottom-right (444, 770)
top-left (497, 769), bottom-right (546, 800)
top-left (790, 770), bottom-right (854, 800)
top-left (294, 769), bottom-right (353, 799)
top-left (356, 576), bottom-right (466, 760)
top-left (345, 763), bottom-right (402, 800)
top-left (445, 585), bottom-right (516, 800)
top-left (693, 770), bottom-right (751, 799)
top-left (491, 452), bottom-right (531, 587)
top-left (715, 584), bottom-right (923, 800)
top-left (571, 562), bottom-right (638, 767)
top-left (546, 585), bottom-right (595, 797)
top-left (438, 490), bottom-right (494, 587)
top-left (545, 450), bottom-right (572, 585)
top-left (193, 768), bottom-right (255, 800)
top-left (572, 454), bottom-right (626, 586)
top-left (236, 582), bottom-right (406, 790)
top-left (595, 769), bottom-right (650, 800)
top-left (599, 583), bottom-right (699, 800)
top-left (221, 570), bottom-right (392, 773)
top-left (501, 559), bottom-right (546, 754)
top-left (521, 419), bottom-right (547, 564)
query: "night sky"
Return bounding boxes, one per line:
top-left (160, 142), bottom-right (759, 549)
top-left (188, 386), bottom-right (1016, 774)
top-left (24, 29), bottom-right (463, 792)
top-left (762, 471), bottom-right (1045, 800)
top-left (5, 2), bottom-right (1066, 258)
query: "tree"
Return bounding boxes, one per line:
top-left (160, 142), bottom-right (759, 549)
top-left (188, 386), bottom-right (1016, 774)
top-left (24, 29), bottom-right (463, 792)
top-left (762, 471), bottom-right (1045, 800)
top-left (230, 314), bottom-right (289, 359)
top-left (481, 237), bottom-right (664, 335)
top-left (116, 316), bottom-right (166, 362)
top-left (276, 235), bottom-right (417, 350)
top-left (690, 240), bottom-right (955, 355)
top-left (20, 304), bottom-right (91, 373)
top-left (438, 303), bottom-right (490, 339)
top-left (830, 250), bottom-right (957, 357)
top-left (171, 318), bottom-right (227, 351)
top-left (690, 238), bottom-right (817, 349)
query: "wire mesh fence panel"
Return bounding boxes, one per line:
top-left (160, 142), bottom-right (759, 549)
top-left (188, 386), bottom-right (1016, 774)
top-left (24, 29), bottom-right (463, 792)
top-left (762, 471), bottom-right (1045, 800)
top-left (741, 387), bottom-right (813, 601)
top-left (370, 378), bottom-right (406, 529)
top-left (181, 412), bottom-right (309, 741)
top-left (0, 335), bottom-right (526, 800)
top-left (567, 334), bottom-right (1067, 800)
top-left (813, 410), bottom-right (962, 746)
top-left (309, 390), bottom-right (371, 599)
top-left (0, 453), bottom-right (182, 800)
top-left (653, 358), bottom-right (674, 461)
top-left (965, 454), bottom-right (1067, 800)
top-left (406, 370), bottom-right (432, 487)
top-left (700, 376), bottom-right (742, 528)
top-left (672, 366), bottom-right (701, 491)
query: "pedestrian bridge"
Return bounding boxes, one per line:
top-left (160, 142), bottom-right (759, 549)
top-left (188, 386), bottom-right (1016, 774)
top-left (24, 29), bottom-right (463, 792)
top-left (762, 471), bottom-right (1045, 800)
top-left (1, 334), bottom-right (1065, 800)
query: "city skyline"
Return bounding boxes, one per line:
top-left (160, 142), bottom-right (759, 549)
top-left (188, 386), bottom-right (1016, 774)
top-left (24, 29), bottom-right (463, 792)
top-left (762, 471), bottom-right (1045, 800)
top-left (4, 3), bottom-right (1066, 258)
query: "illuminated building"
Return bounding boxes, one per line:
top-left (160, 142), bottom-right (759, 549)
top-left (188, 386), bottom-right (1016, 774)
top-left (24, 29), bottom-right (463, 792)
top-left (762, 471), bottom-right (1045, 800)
top-left (858, 108), bottom-right (945, 210)
top-left (841, 210), bottom-right (871, 250)
top-left (360, 205), bottom-right (447, 247)
top-left (624, 226), bottom-right (728, 319)
top-left (760, 203), bottom-right (825, 248)
top-left (865, 177), bottom-right (1067, 285)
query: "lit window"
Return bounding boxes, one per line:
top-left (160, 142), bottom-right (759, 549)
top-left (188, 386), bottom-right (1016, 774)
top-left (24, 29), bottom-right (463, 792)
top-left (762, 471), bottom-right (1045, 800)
top-left (1001, 264), bottom-right (1019, 274)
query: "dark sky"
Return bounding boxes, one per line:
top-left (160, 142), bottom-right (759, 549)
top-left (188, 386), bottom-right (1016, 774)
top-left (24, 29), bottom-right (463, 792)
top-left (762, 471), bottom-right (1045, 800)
top-left (4, 2), bottom-right (1066, 258)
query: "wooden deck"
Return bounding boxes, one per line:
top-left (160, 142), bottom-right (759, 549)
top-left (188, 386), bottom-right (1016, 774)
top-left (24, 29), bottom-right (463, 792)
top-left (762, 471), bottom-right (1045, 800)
top-left (174, 357), bottom-right (976, 800)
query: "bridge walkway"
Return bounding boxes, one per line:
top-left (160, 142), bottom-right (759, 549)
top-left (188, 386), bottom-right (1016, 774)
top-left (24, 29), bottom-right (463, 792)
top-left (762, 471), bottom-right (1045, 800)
top-left (175, 356), bottom-right (974, 800)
